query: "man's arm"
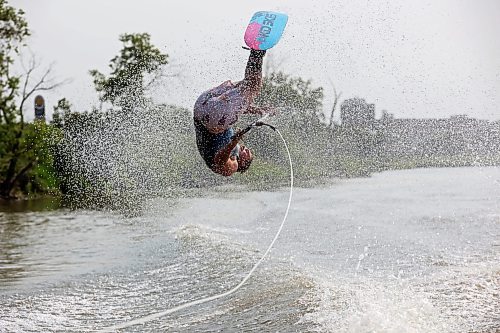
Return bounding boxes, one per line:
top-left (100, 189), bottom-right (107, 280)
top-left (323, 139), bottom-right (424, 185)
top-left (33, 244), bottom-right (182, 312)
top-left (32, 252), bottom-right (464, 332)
top-left (212, 132), bottom-right (243, 176)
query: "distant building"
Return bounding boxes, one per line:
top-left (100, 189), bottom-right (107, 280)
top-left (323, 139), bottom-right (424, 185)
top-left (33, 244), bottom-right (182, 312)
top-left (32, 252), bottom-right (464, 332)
top-left (337, 96), bottom-right (499, 161)
top-left (378, 115), bottom-right (498, 158)
top-left (34, 95), bottom-right (45, 122)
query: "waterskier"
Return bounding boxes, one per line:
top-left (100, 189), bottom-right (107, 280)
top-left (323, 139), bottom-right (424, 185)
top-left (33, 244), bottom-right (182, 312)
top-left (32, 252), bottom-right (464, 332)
top-left (193, 49), bottom-right (275, 177)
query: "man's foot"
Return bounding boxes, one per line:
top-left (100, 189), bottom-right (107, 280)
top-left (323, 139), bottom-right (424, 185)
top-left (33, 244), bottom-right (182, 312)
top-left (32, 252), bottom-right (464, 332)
top-left (242, 46), bottom-right (266, 57)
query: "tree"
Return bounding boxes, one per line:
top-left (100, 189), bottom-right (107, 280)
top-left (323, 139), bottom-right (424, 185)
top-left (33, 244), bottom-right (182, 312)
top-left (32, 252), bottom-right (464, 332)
top-left (53, 34), bottom-right (192, 210)
top-left (340, 97), bottom-right (375, 128)
top-left (255, 71), bottom-right (324, 126)
top-left (89, 33), bottom-right (169, 112)
top-left (0, 0), bottom-right (29, 125)
top-left (0, 0), bottom-right (30, 198)
top-left (0, 1), bottom-right (65, 198)
top-left (241, 70), bottom-right (333, 180)
top-left (51, 97), bottom-right (72, 128)
top-left (328, 80), bottom-right (342, 128)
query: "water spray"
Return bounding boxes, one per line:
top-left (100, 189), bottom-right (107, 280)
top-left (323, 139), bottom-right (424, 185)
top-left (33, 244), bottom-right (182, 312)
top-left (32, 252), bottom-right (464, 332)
top-left (98, 121), bottom-right (294, 332)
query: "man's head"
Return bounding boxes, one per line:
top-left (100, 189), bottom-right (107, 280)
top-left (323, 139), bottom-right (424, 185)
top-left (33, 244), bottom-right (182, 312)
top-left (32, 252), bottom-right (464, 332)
top-left (237, 145), bottom-right (253, 173)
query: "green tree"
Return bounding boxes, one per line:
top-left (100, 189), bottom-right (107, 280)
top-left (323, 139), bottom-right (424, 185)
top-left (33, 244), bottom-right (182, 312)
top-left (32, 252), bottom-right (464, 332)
top-left (255, 71), bottom-right (324, 125)
top-left (0, 0), bottom-right (29, 124)
top-left (51, 97), bottom-right (72, 129)
top-left (54, 34), bottom-right (188, 210)
top-left (0, 0), bottom-right (65, 198)
top-left (241, 71), bottom-right (333, 181)
top-left (0, 0), bottom-right (30, 198)
top-left (89, 33), bottom-right (168, 112)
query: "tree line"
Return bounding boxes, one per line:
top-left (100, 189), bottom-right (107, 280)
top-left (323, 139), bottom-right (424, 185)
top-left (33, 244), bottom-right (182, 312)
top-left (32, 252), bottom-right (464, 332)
top-left (1, 0), bottom-right (498, 207)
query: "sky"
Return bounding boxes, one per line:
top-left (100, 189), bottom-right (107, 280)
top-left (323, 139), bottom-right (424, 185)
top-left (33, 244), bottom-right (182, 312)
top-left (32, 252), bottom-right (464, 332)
top-left (10, 0), bottom-right (500, 121)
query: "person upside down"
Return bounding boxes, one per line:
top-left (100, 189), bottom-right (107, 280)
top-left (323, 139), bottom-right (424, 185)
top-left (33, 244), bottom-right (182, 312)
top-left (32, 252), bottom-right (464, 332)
top-left (193, 49), bottom-right (275, 177)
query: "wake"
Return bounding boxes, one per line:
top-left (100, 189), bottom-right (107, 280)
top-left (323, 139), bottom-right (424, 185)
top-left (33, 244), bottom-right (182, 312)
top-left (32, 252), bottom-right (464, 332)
top-left (98, 127), bottom-right (294, 332)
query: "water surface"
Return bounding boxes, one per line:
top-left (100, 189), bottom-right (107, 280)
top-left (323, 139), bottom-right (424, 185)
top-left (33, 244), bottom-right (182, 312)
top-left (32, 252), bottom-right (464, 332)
top-left (0, 167), bottom-right (498, 332)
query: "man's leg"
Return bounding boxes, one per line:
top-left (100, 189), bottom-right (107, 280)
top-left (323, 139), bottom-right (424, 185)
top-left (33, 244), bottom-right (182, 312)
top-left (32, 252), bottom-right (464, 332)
top-left (241, 49), bottom-right (266, 101)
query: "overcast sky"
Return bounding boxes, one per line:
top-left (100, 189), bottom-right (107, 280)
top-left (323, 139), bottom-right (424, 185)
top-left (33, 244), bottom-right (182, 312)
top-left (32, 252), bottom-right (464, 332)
top-left (11, 0), bottom-right (500, 121)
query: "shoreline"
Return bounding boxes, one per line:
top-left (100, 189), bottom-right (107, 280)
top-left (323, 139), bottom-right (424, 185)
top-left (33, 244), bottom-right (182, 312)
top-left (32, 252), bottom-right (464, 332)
top-left (1, 164), bottom-right (498, 212)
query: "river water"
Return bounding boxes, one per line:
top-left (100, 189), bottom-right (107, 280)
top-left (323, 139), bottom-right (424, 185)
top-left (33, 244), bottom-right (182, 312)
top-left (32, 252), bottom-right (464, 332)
top-left (0, 167), bottom-right (499, 332)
